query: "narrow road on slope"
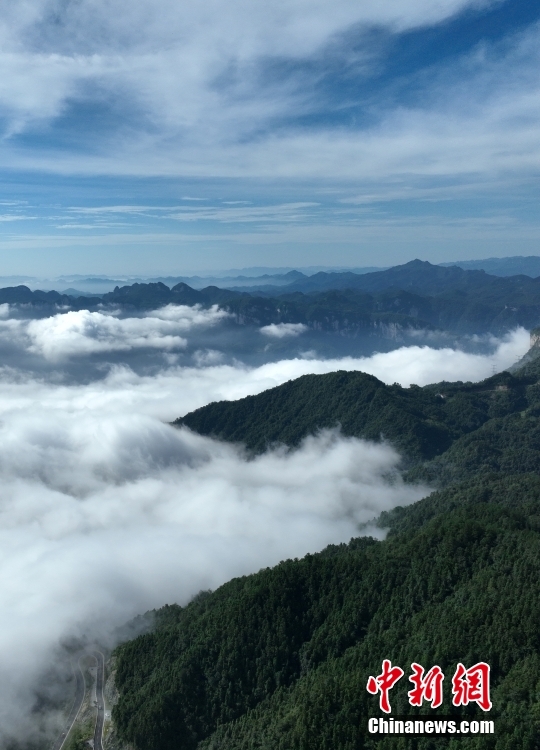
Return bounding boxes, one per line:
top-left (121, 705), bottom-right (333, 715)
top-left (51, 659), bottom-right (85, 750)
top-left (92, 651), bottom-right (106, 750)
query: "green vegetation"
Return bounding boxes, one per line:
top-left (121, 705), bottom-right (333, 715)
top-left (175, 369), bottom-right (532, 467)
top-left (64, 720), bottom-right (94, 750)
top-left (113, 354), bottom-right (540, 750)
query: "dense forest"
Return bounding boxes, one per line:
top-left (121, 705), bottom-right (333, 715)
top-left (177, 370), bottom-right (514, 459)
top-left (111, 347), bottom-right (540, 749)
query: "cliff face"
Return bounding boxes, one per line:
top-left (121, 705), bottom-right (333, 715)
top-left (508, 328), bottom-right (540, 373)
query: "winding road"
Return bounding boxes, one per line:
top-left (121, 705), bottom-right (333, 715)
top-left (51, 659), bottom-right (85, 750)
top-left (92, 651), bottom-right (106, 750)
top-left (51, 650), bottom-right (107, 750)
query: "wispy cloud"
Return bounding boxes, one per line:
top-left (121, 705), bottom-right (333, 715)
top-left (0, 214), bottom-right (35, 222)
top-left (169, 202), bottom-right (319, 223)
top-left (67, 205), bottom-right (166, 215)
top-left (0, 0), bottom-right (535, 183)
top-left (261, 323), bottom-right (308, 338)
top-left (0, 1), bottom-right (538, 269)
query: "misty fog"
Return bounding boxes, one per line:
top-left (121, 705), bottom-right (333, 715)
top-left (0, 303), bottom-right (529, 745)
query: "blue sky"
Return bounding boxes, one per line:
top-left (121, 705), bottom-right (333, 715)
top-left (0, 0), bottom-right (539, 275)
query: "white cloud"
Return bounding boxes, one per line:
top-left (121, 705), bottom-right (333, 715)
top-left (260, 322), bottom-right (308, 338)
top-left (169, 203), bottom-right (319, 223)
top-left (0, 0), bottom-right (527, 186)
top-left (0, 304), bottom-right (228, 361)
top-left (0, 397), bottom-right (428, 742)
top-left (193, 348), bottom-right (224, 365)
top-left (26, 310), bottom-right (186, 359)
top-left (0, 311), bottom-right (530, 742)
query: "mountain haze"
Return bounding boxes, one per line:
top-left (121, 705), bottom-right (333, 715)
top-left (5, 260), bottom-right (540, 338)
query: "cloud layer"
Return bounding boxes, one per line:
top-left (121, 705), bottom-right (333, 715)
top-left (0, 306), bottom-right (530, 743)
top-left (0, 402), bottom-right (427, 742)
top-left (0, 304), bottom-right (227, 360)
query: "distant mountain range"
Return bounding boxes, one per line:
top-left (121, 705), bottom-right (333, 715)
top-left (3, 259), bottom-right (540, 337)
top-left (182, 256), bottom-right (540, 293)
top-left (441, 255), bottom-right (540, 278)
top-left (226, 258), bottom-right (540, 295)
top-left (3, 255), bottom-right (540, 296)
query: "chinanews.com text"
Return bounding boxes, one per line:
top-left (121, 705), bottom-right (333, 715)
top-left (368, 716), bottom-right (494, 736)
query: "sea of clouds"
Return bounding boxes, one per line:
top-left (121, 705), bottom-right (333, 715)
top-left (0, 304), bottom-right (530, 744)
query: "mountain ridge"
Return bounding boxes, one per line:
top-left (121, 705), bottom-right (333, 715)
top-left (111, 350), bottom-right (540, 750)
top-left (3, 261), bottom-right (540, 337)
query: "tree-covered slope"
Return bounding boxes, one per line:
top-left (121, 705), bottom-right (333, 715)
top-left (113, 477), bottom-right (540, 750)
top-left (175, 369), bottom-right (532, 465)
top-left (109, 350), bottom-right (540, 750)
top-left (113, 359), bottom-right (540, 750)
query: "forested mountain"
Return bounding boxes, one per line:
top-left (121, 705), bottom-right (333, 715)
top-left (114, 491), bottom-right (540, 750)
top-left (5, 260), bottom-right (540, 336)
top-left (175, 369), bottom-right (516, 461)
top-left (111, 352), bottom-right (540, 750)
top-left (175, 365), bottom-right (539, 476)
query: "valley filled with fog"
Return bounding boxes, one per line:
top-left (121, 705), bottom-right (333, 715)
top-left (0, 302), bottom-right (530, 744)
